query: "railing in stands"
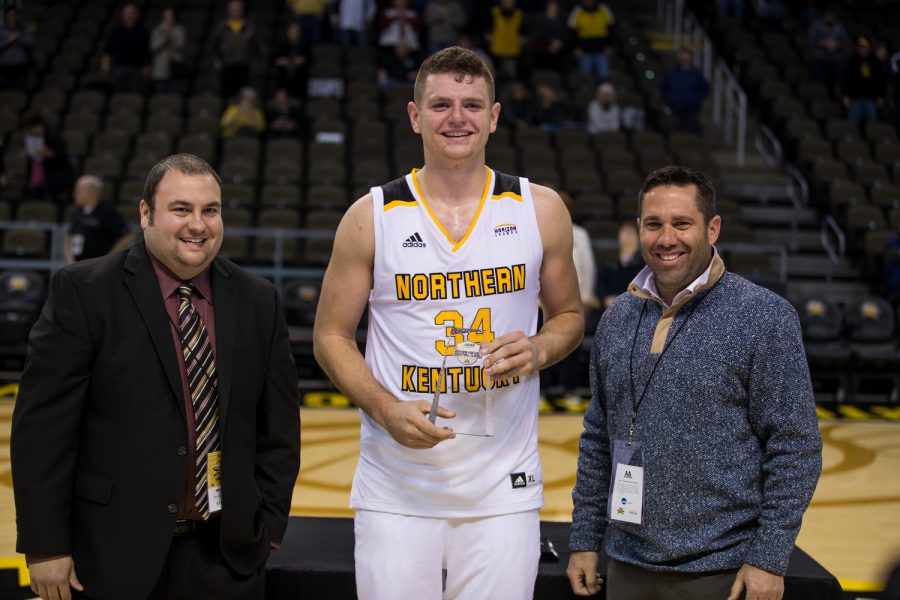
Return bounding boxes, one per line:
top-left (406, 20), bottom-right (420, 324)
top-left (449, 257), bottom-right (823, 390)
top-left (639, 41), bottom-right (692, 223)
top-left (0, 222), bottom-right (329, 295)
top-left (225, 226), bottom-right (329, 292)
top-left (0, 221), bottom-right (66, 273)
top-left (712, 59), bottom-right (747, 167)
top-left (660, 0), bottom-right (747, 166)
top-left (756, 124), bottom-right (783, 168)
top-left (821, 215), bottom-right (847, 292)
top-left (784, 165), bottom-right (809, 253)
top-left (658, 0), bottom-right (684, 45)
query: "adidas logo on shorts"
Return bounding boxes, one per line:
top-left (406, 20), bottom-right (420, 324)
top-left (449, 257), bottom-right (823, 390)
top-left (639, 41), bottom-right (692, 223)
top-left (510, 472), bottom-right (527, 489)
top-left (403, 232), bottom-right (426, 248)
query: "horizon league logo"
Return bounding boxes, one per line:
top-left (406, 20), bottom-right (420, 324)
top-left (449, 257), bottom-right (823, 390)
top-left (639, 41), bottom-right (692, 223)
top-left (510, 471), bottom-right (536, 489)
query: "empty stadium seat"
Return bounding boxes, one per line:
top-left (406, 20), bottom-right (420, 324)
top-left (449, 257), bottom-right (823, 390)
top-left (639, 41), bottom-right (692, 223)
top-left (0, 270), bottom-right (46, 350)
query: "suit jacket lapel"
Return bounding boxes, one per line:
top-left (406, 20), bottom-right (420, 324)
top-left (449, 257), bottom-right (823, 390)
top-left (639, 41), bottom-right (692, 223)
top-left (123, 242), bottom-right (186, 419)
top-left (211, 258), bottom-right (238, 428)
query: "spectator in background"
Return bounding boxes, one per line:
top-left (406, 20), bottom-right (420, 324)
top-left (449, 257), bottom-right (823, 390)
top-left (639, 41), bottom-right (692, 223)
top-left (273, 22), bottom-right (310, 100)
top-left (568, 0), bottom-right (615, 81)
top-left (535, 82), bottom-right (571, 132)
top-left (809, 9), bottom-right (849, 92)
top-left (378, 0), bottom-right (421, 55)
top-left (220, 87), bottom-right (266, 138)
top-left (22, 112), bottom-right (72, 203)
top-left (487, 0), bottom-right (523, 81)
top-left (842, 37), bottom-right (887, 127)
top-left (150, 7), bottom-right (186, 94)
top-left (331, 0), bottom-right (376, 48)
top-left (102, 3), bottom-right (151, 93)
top-left (542, 191), bottom-right (597, 401)
top-left (587, 82), bottom-right (620, 133)
top-left (596, 220), bottom-right (643, 310)
top-left (424, 0), bottom-right (466, 54)
top-left (661, 47), bottom-right (709, 133)
top-left (266, 88), bottom-right (302, 138)
top-left (501, 80), bottom-right (536, 128)
top-left (0, 7), bottom-right (33, 91)
top-left (377, 39), bottom-right (419, 88)
top-left (65, 175), bottom-right (132, 265)
top-left (209, 0), bottom-right (261, 100)
top-left (288, 0), bottom-right (328, 45)
top-left (530, 0), bottom-right (569, 72)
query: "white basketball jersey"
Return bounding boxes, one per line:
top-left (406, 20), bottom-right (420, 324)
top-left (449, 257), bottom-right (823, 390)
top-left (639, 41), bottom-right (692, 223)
top-left (351, 167), bottom-right (545, 518)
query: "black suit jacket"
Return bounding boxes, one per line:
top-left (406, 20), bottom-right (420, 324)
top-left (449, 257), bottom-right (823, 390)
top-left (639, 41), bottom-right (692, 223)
top-left (11, 242), bottom-right (301, 599)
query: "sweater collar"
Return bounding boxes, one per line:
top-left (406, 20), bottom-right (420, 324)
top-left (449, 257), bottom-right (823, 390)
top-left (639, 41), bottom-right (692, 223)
top-left (628, 248), bottom-right (725, 311)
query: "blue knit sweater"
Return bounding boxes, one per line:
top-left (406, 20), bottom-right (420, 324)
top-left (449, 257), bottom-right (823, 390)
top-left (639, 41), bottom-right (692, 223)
top-left (570, 269), bottom-right (822, 575)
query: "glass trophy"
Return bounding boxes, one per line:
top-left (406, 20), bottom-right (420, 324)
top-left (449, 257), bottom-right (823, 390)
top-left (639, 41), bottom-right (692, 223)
top-left (428, 327), bottom-right (494, 437)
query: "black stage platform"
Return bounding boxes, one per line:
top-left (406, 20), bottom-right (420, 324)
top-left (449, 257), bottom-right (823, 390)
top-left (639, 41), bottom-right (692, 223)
top-left (266, 516), bottom-right (843, 599)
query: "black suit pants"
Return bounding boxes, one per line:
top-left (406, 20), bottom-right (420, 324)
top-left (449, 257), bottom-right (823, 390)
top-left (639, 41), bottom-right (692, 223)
top-left (149, 520), bottom-right (265, 600)
top-left (75, 520), bottom-right (266, 600)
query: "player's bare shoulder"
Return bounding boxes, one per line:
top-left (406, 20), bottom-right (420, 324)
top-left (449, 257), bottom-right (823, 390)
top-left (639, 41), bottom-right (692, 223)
top-left (343, 192), bottom-right (375, 229)
top-left (527, 182), bottom-right (573, 249)
top-left (333, 192), bottom-right (376, 264)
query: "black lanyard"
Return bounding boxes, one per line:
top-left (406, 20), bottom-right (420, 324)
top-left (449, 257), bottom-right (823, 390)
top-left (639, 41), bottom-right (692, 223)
top-left (626, 278), bottom-right (720, 446)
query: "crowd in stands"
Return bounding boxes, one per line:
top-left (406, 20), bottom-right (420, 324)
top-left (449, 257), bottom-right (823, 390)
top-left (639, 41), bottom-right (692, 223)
top-left (0, 0), bottom-right (688, 138)
top-left (0, 0), bottom-right (898, 368)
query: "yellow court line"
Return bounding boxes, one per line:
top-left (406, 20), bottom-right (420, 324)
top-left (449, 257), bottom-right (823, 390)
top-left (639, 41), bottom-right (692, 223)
top-left (0, 556), bottom-right (29, 587)
top-left (839, 579), bottom-right (883, 592)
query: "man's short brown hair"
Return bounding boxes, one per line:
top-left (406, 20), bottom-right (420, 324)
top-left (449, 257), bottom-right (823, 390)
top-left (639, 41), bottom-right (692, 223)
top-left (142, 153), bottom-right (222, 213)
top-left (413, 46), bottom-right (495, 105)
top-left (638, 165), bottom-right (717, 223)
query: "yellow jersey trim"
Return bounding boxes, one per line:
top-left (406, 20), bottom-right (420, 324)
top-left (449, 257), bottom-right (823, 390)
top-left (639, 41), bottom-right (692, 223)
top-left (384, 199), bottom-right (418, 212)
top-left (410, 166), bottom-right (493, 253)
top-left (491, 191), bottom-right (523, 203)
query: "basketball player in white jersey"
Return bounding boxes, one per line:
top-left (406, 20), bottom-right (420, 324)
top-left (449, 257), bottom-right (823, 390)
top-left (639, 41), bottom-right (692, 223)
top-left (313, 46), bottom-right (584, 599)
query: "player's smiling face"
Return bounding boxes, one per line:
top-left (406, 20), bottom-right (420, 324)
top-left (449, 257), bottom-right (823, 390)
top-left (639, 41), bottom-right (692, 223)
top-left (408, 72), bottom-right (499, 162)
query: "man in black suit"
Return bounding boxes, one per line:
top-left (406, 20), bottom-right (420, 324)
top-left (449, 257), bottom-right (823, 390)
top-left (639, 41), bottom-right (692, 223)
top-left (11, 153), bottom-right (301, 600)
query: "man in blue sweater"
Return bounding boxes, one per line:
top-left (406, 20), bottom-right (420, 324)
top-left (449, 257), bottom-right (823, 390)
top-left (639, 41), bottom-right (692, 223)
top-left (566, 166), bottom-right (822, 599)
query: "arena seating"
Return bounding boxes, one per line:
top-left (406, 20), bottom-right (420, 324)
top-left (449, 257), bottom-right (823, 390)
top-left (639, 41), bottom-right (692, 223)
top-left (0, 0), bottom-right (897, 402)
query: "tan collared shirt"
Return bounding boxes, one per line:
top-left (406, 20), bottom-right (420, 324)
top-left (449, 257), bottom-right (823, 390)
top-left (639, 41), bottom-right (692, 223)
top-left (627, 249), bottom-right (726, 354)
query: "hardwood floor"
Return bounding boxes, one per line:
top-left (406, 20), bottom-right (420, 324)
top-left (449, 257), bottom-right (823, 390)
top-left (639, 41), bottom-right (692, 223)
top-left (1, 400), bottom-right (898, 592)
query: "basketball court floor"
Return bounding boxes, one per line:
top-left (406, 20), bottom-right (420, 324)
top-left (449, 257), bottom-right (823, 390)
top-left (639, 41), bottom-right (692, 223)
top-left (0, 384), bottom-right (898, 595)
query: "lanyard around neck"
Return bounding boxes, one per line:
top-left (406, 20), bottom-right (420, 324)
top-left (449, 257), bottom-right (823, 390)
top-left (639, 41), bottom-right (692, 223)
top-left (626, 277), bottom-right (720, 446)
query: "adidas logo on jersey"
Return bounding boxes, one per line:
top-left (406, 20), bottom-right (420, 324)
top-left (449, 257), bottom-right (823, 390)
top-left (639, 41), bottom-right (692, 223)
top-left (510, 472), bottom-right (527, 489)
top-left (403, 232), bottom-right (426, 248)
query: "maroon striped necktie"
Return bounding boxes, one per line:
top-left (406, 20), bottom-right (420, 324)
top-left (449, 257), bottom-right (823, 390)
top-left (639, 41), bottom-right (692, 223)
top-left (177, 284), bottom-right (221, 519)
